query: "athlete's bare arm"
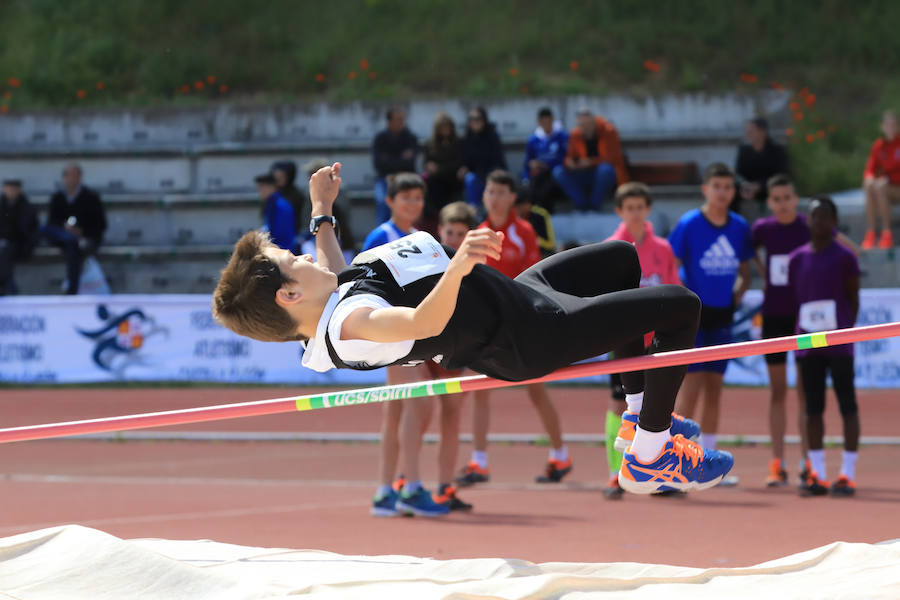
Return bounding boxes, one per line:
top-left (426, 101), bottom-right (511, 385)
top-left (309, 162), bottom-right (347, 274)
top-left (340, 229), bottom-right (504, 343)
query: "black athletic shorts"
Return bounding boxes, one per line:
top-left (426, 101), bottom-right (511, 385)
top-left (761, 315), bottom-right (797, 365)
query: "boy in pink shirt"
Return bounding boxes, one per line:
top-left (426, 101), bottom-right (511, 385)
top-left (604, 182), bottom-right (684, 498)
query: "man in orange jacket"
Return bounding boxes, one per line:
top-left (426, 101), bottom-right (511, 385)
top-left (552, 108), bottom-right (629, 211)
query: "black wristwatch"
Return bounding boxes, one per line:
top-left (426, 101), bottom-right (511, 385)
top-left (309, 215), bottom-right (338, 235)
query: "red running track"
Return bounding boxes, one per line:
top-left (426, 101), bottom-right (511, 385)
top-left (1, 385), bottom-right (899, 567)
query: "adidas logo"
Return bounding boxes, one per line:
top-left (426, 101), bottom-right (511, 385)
top-left (698, 235), bottom-right (740, 274)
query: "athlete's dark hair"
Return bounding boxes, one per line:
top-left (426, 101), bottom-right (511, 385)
top-left (767, 173), bottom-right (793, 191)
top-left (537, 106), bottom-right (553, 119)
top-left (439, 201), bottom-right (477, 229)
top-left (809, 195), bottom-right (838, 221)
top-left (614, 181), bottom-right (653, 208)
top-left (486, 169), bottom-right (517, 194)
top-left (387, 172), bottom-right (426, 198)
top-left (749, 117), bottom-right (769, 131)
top-left (702, 162), bottom-right (735, 183)
top-left (213, 231), bottom-right (306, 343)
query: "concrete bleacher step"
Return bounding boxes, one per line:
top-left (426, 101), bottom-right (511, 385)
top-left (17, 246), bottom-right (234, 295)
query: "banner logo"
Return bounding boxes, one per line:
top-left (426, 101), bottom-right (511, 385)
top-left (76, 304), bottom-right (169, 376)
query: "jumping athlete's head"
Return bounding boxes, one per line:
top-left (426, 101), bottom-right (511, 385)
top-left (438, 201), bottom-right (477, 250)
top-left (701, 162), bottom-right (736, 212)
top-left (386, 172), bottom-right (425, 230)
top-left (766, 174), bottom-right (798, 224)
top-left (213, 231), bottom-right (337, 342)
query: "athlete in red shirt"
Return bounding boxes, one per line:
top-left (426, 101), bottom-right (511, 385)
top-left (862, 110), bottom-right (900, 249)
top-left (456, 170), bottom-right (572, 486)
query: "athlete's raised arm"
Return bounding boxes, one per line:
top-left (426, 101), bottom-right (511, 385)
top-left (309, 162), bottom-right (346, 274)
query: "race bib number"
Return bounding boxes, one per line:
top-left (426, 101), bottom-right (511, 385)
top-left (769, 254), bottom-right (790, 286)
top-left (798, 299), bottom-right (837, 332)
top-left (362, 231), bottom-right (450, 287)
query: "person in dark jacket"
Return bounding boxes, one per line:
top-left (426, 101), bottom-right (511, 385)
top-left (271, 160), bottom-right (310, 239)
top-left (734, 118), bottom-right (789, 214)
top-left (42, 164), bottom-right (107, 294)
top-left (423, 111), bottom-right (464, 227)
top-left (461, 106), bottom-right (507, 209)
top-left (372, 107), bottom-right (418, 225)
top-left (0, 179), bottom-right (39, 295)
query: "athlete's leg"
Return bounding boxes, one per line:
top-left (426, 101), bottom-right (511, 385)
top-left (767, 362), bottom-right (788, 461)
top-left (831, 356), bottom-right (859, 452)
top-left (472, 389), bottom-right (490, 460)
top-left (379, 399), bottom-right (403, 486)
top-left (527, 383), bottom-right (564, 450)
top-left (437, 395), bottom-right (463, 485)
top-left (676, 372), bottom-right (704, 420)
top-left (700, 371), bottom-right (724, 449)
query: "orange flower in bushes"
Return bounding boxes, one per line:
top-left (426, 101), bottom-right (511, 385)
top-left (315, 73), bottom-right (325, 83)
top-left (194, 81), bottom-right (204, 90)
top-left (206, 75), bottom-right (216, 84)
top-left (739, 73), bottom-right (757, 83)
top-left (828, 124), bottom-right (837, 133)
top-left (368, 71), bottom-right (377, 80)
top-left (794, 111), bottom-right (804, 121)
top-left (181, 84), bottom-right (191, 93)
top-left (0, 105), bottom-right (8, 114)
top-left (786, 128), bottom-right (794, 137)
top-left (789, 101), bottom-right (799, 111)
top-left (508, 67), bottom-right (518, 77)
top-left (76, 89), bottom-right (86, 99)
top-left (219, 84), bottom-right (229, 94)
top-left (348, 71), bottom-right (357, 80)
top-left (805, 133), bottom-right (815, 143)
top-left (7, 77), bottom-right (20, 88)
top-left (770, 81), bottom-right (783, 90)
top-left (817, 130), bottom-right (825, 139)
top-left (804, 93), bottom-right (816, 107)
top-left (643, 59), bottom-right (660, 73)
top-left (570, 60), bottom-right (579, 71)
top-left (360, 59), bottom-right (370, 71)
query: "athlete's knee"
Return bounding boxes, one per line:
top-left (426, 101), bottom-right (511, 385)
top-left (661, 285), bottom-right (701, 320)
top-left (838, 397), bottom-right (859, 416)
top-left (606, 239), bottom-right (641, 283)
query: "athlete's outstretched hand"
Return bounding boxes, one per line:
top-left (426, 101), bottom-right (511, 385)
top-left (447, 229), bottom-right (504, 277)
top-left (309, 162), bottom-right (342, 213)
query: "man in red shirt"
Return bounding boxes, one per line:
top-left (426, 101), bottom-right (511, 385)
top-left (862, 110), bottom-right (900, 249)
top-left (455, 170), bottom-right (572, 486)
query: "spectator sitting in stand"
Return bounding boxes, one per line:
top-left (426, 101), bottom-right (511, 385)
top-left (553, 108), bottom-right (628, 211)
top-left (861, 110), bottom-right (900, 250)
top-left (298, 158), bottom-right (358, 263)
top-left (42, 164), bottom-right (107, 295)
top-left (514, 188), bottom-right (556, 257)
top-left (271, 160), bottom-right (311, 245)
top-left (735, 117), bottom-right (789, 216)
top-left (422, 111), bottom-right (464, 233)
top-left (373, 107), bottom-right (418, 225)
top-left (460, 106), bottom-right (507, 209)
top-left (522, 107), bottom-right (568, 212)
top-left (0, 179), bottom-right (39, 295)
top-left (255, 173), bottom-right (296, 252)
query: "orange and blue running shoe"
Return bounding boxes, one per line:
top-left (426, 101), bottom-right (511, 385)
top-left (391, 475), bottom-right (406, 492)
top-left (614, 411), bottom-right (701, 453)
top-left (454, 461), bottom-right (490, 487)
top-left (618, 433), bottom-right (734, 494)
top-left (765, 458), bottom-right (788, 487)
top-left (830, 475), bottom-right (856, 497)
top-left (433, 484), bottom-right (473, 511)
top-left (535, 458), bottom-right (573, 483)
top-left (800, 471), bottom-right (829, 496)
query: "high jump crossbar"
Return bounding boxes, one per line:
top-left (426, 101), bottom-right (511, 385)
top-left (1, 322), bottom-right (898, 445)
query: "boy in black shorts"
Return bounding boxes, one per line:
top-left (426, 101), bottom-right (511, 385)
top-left (213, 163), bottom-right (734, 494)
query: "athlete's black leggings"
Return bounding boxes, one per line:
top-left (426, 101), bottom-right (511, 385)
top-left (515, 240), bottom-right (700, 432)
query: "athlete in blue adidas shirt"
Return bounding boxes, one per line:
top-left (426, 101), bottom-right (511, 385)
top-left (669, 163), bottom-right (753, 459)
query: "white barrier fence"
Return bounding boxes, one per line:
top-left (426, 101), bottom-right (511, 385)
top-left (0, 290), bottom-right (898, 387)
